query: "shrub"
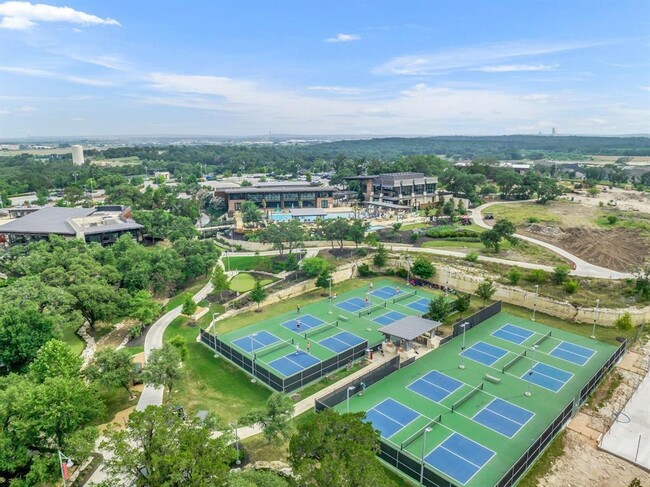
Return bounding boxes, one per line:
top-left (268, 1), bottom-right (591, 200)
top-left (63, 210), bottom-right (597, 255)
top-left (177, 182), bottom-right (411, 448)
top-left (526, 269), bottom-right (548, 284)
top-left (181, 296), bottom-right (197, 316)
top-left (357, 263), bottom-right (375, 277)
top-left (598, 201), bottom-right (604, 207)
top-left (356, 248), bottom-right (368, 257)
top-left (606, 215), bottom-right (618, 225)
top-left (507, 267), bottom-right (523, 285)
top-left (563, 280), bottom-right (579, 294)
top-left (300, 257), bottom-right (332, 277)
top-left (395, 267), bottom-right (408, 278)
top-left (410, 233), bottom-right (419, 243)
top-left (464, 252), bottom-right (479, 263)
top-left (128, 324), bottom-right (144, 340)
top-left (615, 312), bottom-right (633, 331)
top-left (552, 265), bottom-right (571, 285)
top-left (527, 217), bottom-right (540, 223)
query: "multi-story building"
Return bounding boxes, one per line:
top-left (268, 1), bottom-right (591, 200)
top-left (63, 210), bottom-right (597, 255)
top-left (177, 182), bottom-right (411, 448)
top-left (346, 172), bottom-right (438, 209)
top-left (217, 185), bottom-right (336, 213)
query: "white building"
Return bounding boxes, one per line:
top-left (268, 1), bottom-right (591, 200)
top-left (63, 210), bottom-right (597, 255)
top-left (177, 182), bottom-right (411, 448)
top-left (71, 145), bottom-right (85, 166)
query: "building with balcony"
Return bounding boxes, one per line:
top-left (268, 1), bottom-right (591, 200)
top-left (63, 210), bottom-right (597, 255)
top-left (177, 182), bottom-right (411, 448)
top-left (0, 205), bottom-right (143, 246)
top-left (216, 185), bottom-right (336, 213)
top-left (345, 172), bottom-right (438, 209)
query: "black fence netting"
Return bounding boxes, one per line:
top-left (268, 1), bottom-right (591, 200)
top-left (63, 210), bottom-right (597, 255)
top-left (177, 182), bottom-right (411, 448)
top-left (200, 329), bottom-right (369, 393)
top-left (452, 301), bottom-right (502, 337)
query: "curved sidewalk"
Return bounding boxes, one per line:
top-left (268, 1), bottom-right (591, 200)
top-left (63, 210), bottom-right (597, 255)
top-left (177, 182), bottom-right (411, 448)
top-left (471, 200), bottom-right (632, 280)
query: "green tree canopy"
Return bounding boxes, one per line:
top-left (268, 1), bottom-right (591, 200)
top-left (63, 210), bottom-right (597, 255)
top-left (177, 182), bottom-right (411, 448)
top-left (141, 345), bottom-right (183, 400)
top-left (250, 280), bottom-right (268, 310)
top-left (241, 393), bottom-right (295, 444)
top-left (427, 294), bottom-right (451, 321)
top-left (410, 257), bottom-right (435, 280)
top-left (85, 348), bottom-right (137, 399)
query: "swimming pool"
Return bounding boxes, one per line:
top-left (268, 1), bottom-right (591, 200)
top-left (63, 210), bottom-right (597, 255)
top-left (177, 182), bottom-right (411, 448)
top-left (268, 211), bottom-right (357, 222)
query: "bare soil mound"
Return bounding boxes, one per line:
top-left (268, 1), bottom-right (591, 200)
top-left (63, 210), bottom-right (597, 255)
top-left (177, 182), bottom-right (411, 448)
top-left (524, 225), bottom-right (648, 272)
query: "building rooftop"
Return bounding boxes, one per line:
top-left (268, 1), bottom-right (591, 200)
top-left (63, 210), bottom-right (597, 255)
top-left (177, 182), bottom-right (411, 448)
top-left (378, 315), bottom-right (442, 341)
top-left (0, 206), bottom-right (143, 236)
top-left (345, 173), bottom-right (437, 186)
top-left (220, 186), bottom-right (337, 194)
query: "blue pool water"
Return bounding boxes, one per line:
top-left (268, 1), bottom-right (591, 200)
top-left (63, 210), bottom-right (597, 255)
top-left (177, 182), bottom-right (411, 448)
top-left (269, 212), bottom-right (355, 222)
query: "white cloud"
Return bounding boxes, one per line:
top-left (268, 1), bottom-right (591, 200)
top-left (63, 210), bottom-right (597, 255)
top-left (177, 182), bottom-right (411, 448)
top-left (324, 33), bottom-right (361, 43)
top-left (0, 65), bottom-right (113, 86)
top-left (307, 85), bottom-right (366, 95)
top-left (642, 86), bottom-right (650, 91)
top-left (17, 105), bottom-right (37, 112)
top-left (0, 109), bottom-right (11, 114)
top-left (376, 40), bottom-right (606, 75)
top-left (519, 93), bottom-right (552, 103)
top-left (0, 1), bottom-right (120, 30)
top-left (473, 64), bottom-right (557, 73)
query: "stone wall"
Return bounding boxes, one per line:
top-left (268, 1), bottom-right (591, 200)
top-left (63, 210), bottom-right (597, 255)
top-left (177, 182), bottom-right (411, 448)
top-left (430, 264), bottom-right (650, 327)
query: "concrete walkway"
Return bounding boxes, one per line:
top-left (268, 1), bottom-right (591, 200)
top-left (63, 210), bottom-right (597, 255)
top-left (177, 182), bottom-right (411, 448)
top-left (471, 200), bottom-right (633, 279)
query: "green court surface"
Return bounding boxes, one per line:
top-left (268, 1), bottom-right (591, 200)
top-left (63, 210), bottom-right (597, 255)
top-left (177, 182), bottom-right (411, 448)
top-left (217, 280), bottom-right (447, 381)
top-left (335, 311), bottom-right (618, 487)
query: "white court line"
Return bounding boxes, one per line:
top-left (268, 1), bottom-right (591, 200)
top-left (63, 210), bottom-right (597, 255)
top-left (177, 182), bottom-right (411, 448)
top-left (548, 341), bottom-right (594, 366)
top-left (426, 432), bottom-right (496, 486)
top-left (492, 328), bottom-right (528, 344)
top-left (502, 323), bottom-right (534, 339)
top-left (439, 445), bottom-right (484, 470)
top-left (420, 372), bottom-right (463, 394)
top-left (484, 398), bottom-right (534, 427)
top-left (472, 341), bottom-right (509, 360)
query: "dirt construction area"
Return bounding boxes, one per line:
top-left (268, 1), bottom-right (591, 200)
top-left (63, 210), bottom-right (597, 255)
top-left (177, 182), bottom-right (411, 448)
top-left (487, 189), bottom-right (650, 272)
top-left (538, 340), bottom-right (650, 487)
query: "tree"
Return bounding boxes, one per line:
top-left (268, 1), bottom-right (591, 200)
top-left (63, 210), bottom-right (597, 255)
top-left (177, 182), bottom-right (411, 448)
top-left (455, 293), bottom-right (471, 319)
top-left (476, 279), bottom-right (496, 305)
top-left (241, 201), bottom-right (262, 227)
top-left (536, 178), bottom-right (563, 204)
top-left (141, 345), bottom-right (183, 400)
top-left (301, 257), bottom-right (332, 277)
top-left (228, 470), bottom-right (289, 487)
top-left (70, 280), bottom-right (126, 330)
top-left (320, 218), bottom-right (352, 249)
top-left (481, 219), bottom-right (516, 252)
top-left (348, 219), bottom-right (369, 248)
top-left (250, 279), bottom-right (268, 310)
top-left (507, 267), bottom-right (523, 285)
top-left (552, 265), bottom-right (571, 285)
top-left (289, 409), bottom-right (395, 487)
top-left (633, 265), bottom-right (650, 299)
top-left (283, 253), bottom-right (299, 272)
top-left (480, 229), bottom-right (502, 252)
top-left (427, 294), bottom-right (450, 321)
top-left (168, 335), bottom-right (189, 361)
top-left (615, 312), bottom-right (633, 331)
top-left (86, 348), bottom-right (137, 399)
top-left (241, 393), bottom-right (295, 444)
top-left (410, 257), bottom-right (435, 280)
top-left (316, 271), bottom-right (332, 293)
top-left (129, 290), bottom-right (161, 326)
top-left (212, 265), bottom-right (230, 298)
top-left (373, 243), bottom-right (388, 267)
top-left (0, 306), bottom-right (56, 373)
top-left (29, 339), bottom-right (82, 383)
top-left (442, 199), bottom-right (455, 216)
top-left (101, 405), bottom-right (236, 487)
top-left (181, 295), bottom-right (198, 316)
top-left (63, 184), bottom-right (85, 206)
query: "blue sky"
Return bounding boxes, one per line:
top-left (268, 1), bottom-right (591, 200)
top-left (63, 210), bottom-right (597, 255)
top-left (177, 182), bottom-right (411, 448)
top-left (0, 0), bottom-right (648, 138)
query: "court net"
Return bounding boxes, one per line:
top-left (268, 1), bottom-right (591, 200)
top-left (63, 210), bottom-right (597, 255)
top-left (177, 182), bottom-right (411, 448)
top-left (393, 289), bottom-right (417, 303)
top-left (533, 331), bottom-right (552, 347)
top-left (502, 350), bottom-right (527, 373)
top-left (358, 302), bottom-right (387, 317)
top-left (400, 414), bottom-right (442, 450)
top-left (254, 339), bottom-right (294, 360)
top-left (451, 383), bottom-right (483, 412)
top-left (304, 321), bottom-right (338, 340)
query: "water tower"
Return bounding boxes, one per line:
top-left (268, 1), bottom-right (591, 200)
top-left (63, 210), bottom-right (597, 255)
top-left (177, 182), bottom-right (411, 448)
top-left (71, 145), bottom-right (85, 166)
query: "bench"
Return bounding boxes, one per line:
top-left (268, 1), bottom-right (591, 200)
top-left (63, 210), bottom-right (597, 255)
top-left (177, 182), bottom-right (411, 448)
top-left (485, 373), bottom-right (501, 384)
top-left (338, 315), bottom-right (349, 322)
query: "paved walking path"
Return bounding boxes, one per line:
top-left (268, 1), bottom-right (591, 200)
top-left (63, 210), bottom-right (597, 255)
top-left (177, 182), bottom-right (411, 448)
top-left (471, 200), bottom-right (632, 279)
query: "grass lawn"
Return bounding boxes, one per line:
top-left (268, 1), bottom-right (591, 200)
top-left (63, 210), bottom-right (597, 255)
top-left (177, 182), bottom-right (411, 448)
top-left (517, 431), bottom-right (565, 487)
top-left (225, 255), bottom-right (278, 273)
top-left (163, 277), bottom-right (211, 312)
top-left (421, 240), bottom-right (484, 249)
top-left (229, 273), bottom-right (275, 293)
top-left (94, 384), bottom-right (140, 425)
top-left (501, 302), bottom-right (640, 346)
top-left (163, 316), bottom-right (271, 422)
top-left (487, 202), bottom-right (563, 226)
top-left (61, 326), bottom-right (85, 356)
top-left (124, 346), bottom-right (144, 357)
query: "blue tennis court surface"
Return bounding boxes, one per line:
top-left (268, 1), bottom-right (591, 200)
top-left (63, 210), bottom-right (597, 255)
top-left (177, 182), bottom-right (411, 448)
top-left (424, 433), bottom-right (494, 485)
top-left (408, 370), bottom-right (463, 403)
top-left (336, 297), bottom-right (369, 313)
top-left (549, 341), bottom-right (595, 366)
top-left (461, 341), bottom-right (508, 366)
top-left (281, 314), bottom-right (324, 333)
top-left (407, 297), bottom-right (430, 313)
top-left (232, 330), bottom-right (279, 352)
top-left (319, 331), bottom-right (366, 353)
top-left (365, 398), bottom-right (420, 438)
top-left (268, 350), bottom-right (320, 376)
top-left (370, 286), bottom-right (401, 300)
top-left (522, 362), bottom-right (573, 392)
top-left (473, 398), bottom-right (534, 438)
top-left (491, 323), bottom-right (534, 345)
top-left (374, 310), bottom-right (407, 326)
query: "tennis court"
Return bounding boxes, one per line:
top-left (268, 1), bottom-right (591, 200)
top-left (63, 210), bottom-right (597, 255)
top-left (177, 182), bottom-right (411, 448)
top-left (210, 279), bottom-right (448, 391)
top-left (337, 311), bottom-right (620, 486)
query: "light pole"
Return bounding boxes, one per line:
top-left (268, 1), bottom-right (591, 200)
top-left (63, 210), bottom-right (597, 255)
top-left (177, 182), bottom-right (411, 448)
top-left (212, 312), bottom-right (218, 328)
top-left (591, 298), bottom-right (600, 339)
top-left (226, 251), bottom-right (231, 272)
top-left (525, 345), bottom-right (538, 397)
top-left (328, 277), bottom-right (333, 315)
top-left (230, 421), bottom-right (241, 465)
top-left (58, 451), bottom-right (74, 487)
top-left (531, 285), bottom-right (539, 322)
top-left (420, 427), bottom-right (433, 486)
top-left (346, 386), bottom-right (356, 413)
top-left (458, 322), bottom-right (468, 369)
top-left (250, 333), bottom-right (257, 383)
top-left (406, 256), bottom-right (412, 286)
